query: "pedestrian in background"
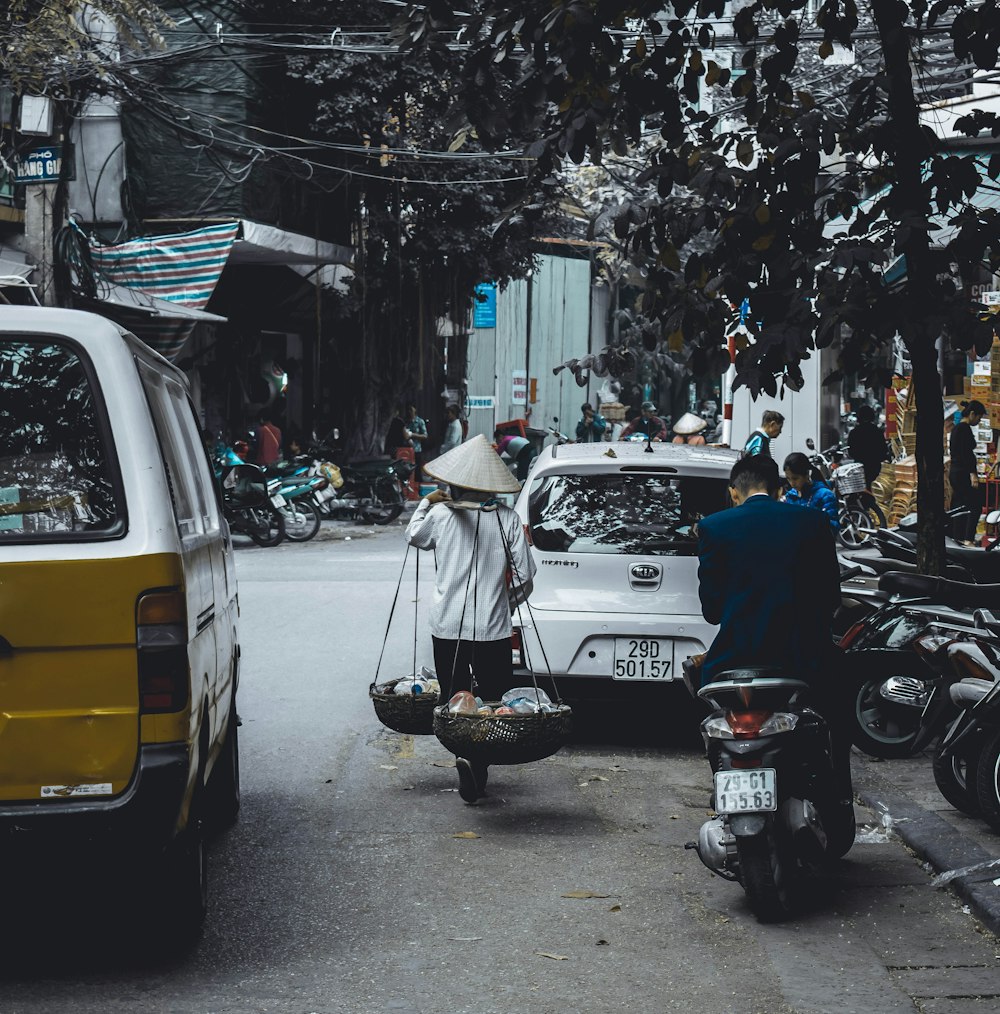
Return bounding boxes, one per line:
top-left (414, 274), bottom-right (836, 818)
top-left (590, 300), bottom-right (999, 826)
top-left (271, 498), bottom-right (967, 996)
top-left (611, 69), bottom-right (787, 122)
top-left (440, 404), bottom-right (463, 455)
top-left (404, 404), bottom-right (428, 482)
top-left (253, 412), bottom-right (282, 466)
top-left (671, 412), bottom-right (708, 446)
top-left (950, 399), bottom-right (987, 545)
top-left (742, 409), bottom-right (784, 458)
top-left (494, 428), bottom-right (536, 480)
top-left (619, 401), bottom-right (668, 441)
top-left (847, 404), bottom-right (889, 487)
top-left (783, 452), bottom-right (839, 532)
top-left (384, 406), bottom-right (408, 458)
top-left (576, 402), bottom-right (607, 442)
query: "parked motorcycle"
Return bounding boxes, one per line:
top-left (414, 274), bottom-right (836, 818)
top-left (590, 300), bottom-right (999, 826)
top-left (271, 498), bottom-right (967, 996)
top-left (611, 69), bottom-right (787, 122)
top-left (315, 458), bottom-right (410, 525)
top-left (842, 569), bottom-right (1000, 757)
top-left (687, 669), bottom-right (854, 922)
top-left (219, 463), bottom-right (285, 547)
top-left (271, 472), bottom-right (326, 542)
top-left (930, 619), bottom-right (1000, 823)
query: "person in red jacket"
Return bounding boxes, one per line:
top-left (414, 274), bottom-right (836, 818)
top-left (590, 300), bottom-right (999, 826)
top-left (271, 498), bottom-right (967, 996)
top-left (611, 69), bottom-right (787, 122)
top-left (253, 413), bottom-right (282, 466)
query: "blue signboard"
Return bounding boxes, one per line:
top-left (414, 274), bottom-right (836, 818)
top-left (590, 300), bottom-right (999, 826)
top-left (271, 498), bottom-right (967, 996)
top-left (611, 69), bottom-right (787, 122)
top-left (473, 282), bottom-right (497, 329)
top-left (14, 145), bottom-right (68, 184)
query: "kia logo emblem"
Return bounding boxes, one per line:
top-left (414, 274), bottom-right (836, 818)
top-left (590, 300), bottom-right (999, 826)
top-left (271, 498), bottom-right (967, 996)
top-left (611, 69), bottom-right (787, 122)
top-left (631, 564), bottom-right (659, 580)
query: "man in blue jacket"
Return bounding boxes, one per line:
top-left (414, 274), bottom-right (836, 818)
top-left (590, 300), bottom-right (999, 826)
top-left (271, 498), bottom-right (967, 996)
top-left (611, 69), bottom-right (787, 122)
top-left (696, 454), bottom-right (851, 803)
top-left (697, 454), bottom-right (840, 686)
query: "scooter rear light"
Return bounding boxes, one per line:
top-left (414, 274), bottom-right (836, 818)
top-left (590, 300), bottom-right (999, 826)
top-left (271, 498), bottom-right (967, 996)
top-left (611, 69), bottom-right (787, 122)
top-left (914, 633), bottom-right (954, 658)
top-left (726, 710), bottom-right (772, 738)
top-left (730, 756), bottom-right (763, 769)
top-left (839, 619), bottom-right (867, 649)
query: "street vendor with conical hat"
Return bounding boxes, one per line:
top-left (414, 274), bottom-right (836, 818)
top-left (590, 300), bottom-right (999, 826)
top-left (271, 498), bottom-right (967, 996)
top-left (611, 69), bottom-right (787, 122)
top-left (405, 434), bottom-right (536, 804)
top-left (671, 411), bottom-right (708, 446)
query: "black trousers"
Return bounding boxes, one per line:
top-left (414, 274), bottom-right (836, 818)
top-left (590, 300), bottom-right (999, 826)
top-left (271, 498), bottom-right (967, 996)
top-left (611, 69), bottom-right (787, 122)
top-left (950, 470), bottom-right (985, 542)
top-left (432, 636), bottom-right (513, 703)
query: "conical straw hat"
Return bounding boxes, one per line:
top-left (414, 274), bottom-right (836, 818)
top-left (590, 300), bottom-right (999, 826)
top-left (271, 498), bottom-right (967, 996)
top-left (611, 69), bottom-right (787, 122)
top-left (424, 433), bottom-right (522, 494)
top-left (673, 412), bottom-right (707, 435)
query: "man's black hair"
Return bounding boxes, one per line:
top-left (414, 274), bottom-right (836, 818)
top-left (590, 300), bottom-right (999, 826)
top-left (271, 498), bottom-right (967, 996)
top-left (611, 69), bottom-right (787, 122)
top-left (729, 454), bottom-right (780, 496)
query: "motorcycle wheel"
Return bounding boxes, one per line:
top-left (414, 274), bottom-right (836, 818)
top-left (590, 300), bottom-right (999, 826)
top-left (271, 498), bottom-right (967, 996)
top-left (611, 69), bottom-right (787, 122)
top-left (736, 831), bottom-right (797, 923)
top-left (974, 728), bottom-right (1000, 832)
top-left (280, 499), bottom-right (321, 542)
top-left (248, 506), bottom-right (284, 547)
top-left (932, 736), bottom-right (983, 816)
top-left (851, 677), bottom-right (922, 758)
top-left (360, 482), bottom-right (404, 525)
top-left (837, 506), bottom-right (877, 548)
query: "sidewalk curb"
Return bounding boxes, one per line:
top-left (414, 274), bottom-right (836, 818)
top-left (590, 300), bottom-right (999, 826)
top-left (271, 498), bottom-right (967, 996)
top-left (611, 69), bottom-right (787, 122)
top-left (855, 781), bottom-right (1000, 935)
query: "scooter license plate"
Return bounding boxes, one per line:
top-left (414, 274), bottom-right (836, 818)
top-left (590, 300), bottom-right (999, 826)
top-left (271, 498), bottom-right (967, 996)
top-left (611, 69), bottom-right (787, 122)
top-left (270, 494), bottom-right (287, 507)
top-left (714, 769), bottom-right (777, 813)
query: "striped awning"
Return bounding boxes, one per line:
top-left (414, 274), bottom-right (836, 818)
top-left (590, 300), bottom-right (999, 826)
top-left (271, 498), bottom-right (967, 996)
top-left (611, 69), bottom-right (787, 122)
top-left (89, 222), bottom-right (239, 360)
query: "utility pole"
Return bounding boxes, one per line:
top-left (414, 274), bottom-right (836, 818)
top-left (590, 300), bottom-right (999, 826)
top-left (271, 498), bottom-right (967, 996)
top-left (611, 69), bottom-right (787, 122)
top-left (23, 182), bottom-right (57, 306)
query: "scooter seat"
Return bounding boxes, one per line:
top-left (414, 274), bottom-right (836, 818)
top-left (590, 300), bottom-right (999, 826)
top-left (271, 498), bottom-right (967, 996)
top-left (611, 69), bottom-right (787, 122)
top-left (949, 678), bottom-right (995, 707)
top-left (879, 571), bottom-right (1000, 609)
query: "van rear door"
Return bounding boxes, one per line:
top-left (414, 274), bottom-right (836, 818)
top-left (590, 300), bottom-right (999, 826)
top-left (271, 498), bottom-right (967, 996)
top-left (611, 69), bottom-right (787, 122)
top-left (0, 337), bottom-right (144, 801)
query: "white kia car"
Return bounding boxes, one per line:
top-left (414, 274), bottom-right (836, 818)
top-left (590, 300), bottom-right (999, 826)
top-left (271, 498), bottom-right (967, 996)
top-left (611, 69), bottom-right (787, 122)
top-left (510, 441), bottom-right (739, 701)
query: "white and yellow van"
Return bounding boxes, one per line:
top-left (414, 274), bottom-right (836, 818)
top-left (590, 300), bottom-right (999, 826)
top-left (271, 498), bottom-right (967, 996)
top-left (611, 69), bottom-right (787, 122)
top-left (0, 307), bottom-right (255, 933)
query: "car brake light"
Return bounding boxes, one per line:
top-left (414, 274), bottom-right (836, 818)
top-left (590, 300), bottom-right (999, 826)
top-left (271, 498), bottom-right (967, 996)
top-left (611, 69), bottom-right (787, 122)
top-left (136, 589), bottom-right (189, 713)
top-left (511, 628), bottom-right (523, 667)
top-left (726, 710), bottom-right (772, 738)
top-left (839, 619), bottom-right (867, 649)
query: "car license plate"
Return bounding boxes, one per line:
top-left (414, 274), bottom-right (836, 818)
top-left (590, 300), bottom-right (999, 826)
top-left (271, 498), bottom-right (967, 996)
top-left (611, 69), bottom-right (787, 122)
top-left (714, 769), bottom-right (777, 813)
top-left (270, 494), bottom-right (286, 507)
top-left (612, 638), bottom-right (673, 680)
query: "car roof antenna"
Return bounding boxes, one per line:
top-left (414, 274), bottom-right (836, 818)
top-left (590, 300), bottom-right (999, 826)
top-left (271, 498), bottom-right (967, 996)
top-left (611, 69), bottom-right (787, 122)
top-left (644, 434), bottom-right (654, 453)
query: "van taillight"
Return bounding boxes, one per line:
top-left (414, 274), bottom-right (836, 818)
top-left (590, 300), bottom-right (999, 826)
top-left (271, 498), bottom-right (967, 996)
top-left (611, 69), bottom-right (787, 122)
top-left (136, 590), bottom-right (189, 713)
top-left (511, 628), bottom-right (523, 667)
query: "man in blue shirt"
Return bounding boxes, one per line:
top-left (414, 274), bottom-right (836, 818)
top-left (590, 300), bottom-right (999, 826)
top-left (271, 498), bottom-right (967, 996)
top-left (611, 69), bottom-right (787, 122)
top-left (742, 409), bottom-right (784, 458)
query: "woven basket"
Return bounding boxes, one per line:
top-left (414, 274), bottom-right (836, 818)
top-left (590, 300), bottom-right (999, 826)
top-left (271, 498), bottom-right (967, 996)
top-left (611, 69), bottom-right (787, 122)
top-left (835, 462), bottom-right (867, 495)
top-left (370, 680), bottom-right (440, 735)
top-left (432, 704), bottom-right (573, 765)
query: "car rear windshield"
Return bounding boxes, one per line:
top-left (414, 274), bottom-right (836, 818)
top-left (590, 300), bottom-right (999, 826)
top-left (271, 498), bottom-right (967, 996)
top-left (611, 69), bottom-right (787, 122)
top-left (527, 472), bottom-right (729, 555)
top-left (0, 338), bottom-right (123, 541)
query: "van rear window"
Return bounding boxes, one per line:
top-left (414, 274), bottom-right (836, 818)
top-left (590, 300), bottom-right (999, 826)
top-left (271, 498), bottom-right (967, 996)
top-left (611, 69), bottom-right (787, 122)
top-left (0, 339), bottom-right (123, 540)
top-left (527, 472), bottom-right (729, 555)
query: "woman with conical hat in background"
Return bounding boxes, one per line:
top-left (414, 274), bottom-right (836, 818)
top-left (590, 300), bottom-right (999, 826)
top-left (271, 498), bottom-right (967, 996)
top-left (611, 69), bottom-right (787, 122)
top-left (671, 412), bottom-right (708, 446)
top-left (405, 435), bottom-right (536, 803)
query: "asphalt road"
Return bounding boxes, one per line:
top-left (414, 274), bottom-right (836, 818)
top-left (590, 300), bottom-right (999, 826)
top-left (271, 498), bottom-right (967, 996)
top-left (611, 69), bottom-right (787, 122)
top-left (2, 523), bottom-right (999, 1013)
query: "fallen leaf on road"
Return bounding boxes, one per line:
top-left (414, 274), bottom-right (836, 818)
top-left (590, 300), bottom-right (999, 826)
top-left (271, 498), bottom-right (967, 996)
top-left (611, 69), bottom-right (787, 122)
top-left (669, 814), bottom-right (679, 820)
top-left (591, 775), bottom-right (610, 782)
top-left (578, 781), bottom-right (590, 787)
top-left (452, 831), bottom-right (481, 839)
top-left (609, 904), bottom-right (622, 913)
top-left (596, 939), bottom-right (609, 946)
top-left (561, 890), bottom-right (611, 899)
top-left (537, 952), bottom-right (569, 961)
top-left (449, 936), bottom-right (483, 942)
top-left (379, 764), bottom-right (398, 771)
top-left (608, 765), bottom-right (628, 772)
top-left (432, 760), bottom-right (456, 768)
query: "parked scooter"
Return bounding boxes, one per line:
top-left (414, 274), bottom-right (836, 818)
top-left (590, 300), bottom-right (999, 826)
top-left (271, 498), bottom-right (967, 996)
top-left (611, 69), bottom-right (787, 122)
top-left (219, 463), bottom-right (285, 547)
top-left (842, 569), bottom-right (1000, 757)
top-left (930, 615), bottom-right (1000, 823)
top-left (316, 458), bottom-right (411, 524)
top-left (687, 668), bottom-right (855, 922)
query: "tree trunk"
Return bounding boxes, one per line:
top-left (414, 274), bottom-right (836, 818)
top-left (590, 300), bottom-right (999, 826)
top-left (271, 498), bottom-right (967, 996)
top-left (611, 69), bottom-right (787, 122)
top-left (873, 0), bottom-right (945, 574)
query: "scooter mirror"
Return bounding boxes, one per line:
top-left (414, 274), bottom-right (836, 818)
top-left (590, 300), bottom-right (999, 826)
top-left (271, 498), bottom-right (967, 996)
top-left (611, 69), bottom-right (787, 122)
top-left (806, 438), bottom-right (815, 450)
top-left (986, 510), bottom-right (1000, 525)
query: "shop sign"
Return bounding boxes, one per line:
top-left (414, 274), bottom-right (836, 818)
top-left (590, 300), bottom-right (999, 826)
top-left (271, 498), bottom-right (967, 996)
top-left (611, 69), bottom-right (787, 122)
top-left (14, 145), bottom-right (71, 184)
top-left (467, 395), bottom-right (495, 410)
top-left (473, 283), bottom-right (497, 328)
top-left (512, 369), bottom-right (527, 405)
